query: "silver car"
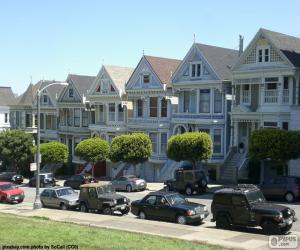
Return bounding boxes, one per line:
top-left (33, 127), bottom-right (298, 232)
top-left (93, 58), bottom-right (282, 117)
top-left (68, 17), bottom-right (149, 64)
top-left (112, 175), bottom-right (147, 192)
top-left (40, 187), bottom-right (79, 210)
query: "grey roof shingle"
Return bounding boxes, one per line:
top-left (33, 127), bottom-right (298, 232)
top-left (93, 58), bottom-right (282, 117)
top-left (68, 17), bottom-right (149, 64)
top-left (195, 43), bottom-right (239, 80)
top-left (67, 74), bottom-right (96, 97)
top-left (0, 87), bottom-right (15, 106)
top-left (262, 28), bottom-right (300, 67)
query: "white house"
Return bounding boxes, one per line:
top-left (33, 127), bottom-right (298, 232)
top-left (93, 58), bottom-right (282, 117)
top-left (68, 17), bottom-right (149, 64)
top-left (0, 87), bottom-right (15, 131)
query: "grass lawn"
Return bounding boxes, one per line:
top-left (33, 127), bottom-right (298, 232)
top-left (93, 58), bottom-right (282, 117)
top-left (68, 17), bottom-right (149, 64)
top-left (0, 213), bottom-right (223, 250)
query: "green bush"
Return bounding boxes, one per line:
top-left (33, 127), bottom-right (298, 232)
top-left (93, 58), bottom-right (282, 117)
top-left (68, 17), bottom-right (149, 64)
top-left (75, 138), bottom-right (109, 164)
top-left (33, 142), bottom-right (68, 165)
top-left (109, 133), bottom-right (152, 165)
top-left (167, 132), bottom-right (213, 168)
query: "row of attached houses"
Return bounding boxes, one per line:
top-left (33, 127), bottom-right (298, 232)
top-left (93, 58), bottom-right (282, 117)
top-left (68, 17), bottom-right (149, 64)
top-left (7, 28), bottom-right (300, 182)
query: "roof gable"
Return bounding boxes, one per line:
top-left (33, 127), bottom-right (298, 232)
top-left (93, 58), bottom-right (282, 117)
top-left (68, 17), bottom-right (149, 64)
top-left (0, 87), bottom-right (15, 106)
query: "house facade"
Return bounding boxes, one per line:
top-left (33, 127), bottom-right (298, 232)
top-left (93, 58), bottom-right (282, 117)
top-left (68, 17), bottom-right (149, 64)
top-left (125, 55), bottom-right (181, 181)
top-left (0, 87), bottom-right (15, 131)
top-left (231, 28), bottom-right (300, 179)
top-left (57, 74), bottom-right (96, 164)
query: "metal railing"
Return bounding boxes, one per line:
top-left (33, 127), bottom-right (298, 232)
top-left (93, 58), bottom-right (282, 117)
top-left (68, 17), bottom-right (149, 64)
top-left (282, 89), bottom-right (289, 103)
top-left (264, 90), bottom-right (278, 103)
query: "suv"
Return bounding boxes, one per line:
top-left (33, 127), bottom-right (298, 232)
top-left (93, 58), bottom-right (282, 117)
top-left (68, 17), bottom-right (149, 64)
top-left (79, 182), bottom-right (130, 215)
top-left (29, 173), bottom-right (56, 187)
top-left (64, 174), bottom-right (97, 189)
top-left (164, 169), bottom-right (208, 195)
top-left (211, 184), bottom-right (297, 235)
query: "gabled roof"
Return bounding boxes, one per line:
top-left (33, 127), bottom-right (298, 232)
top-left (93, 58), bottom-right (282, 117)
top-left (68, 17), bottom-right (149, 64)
top-left (103, 65), bottom-right (134, 93)
top-left (0, 87), bottom-right (15, 106)
top-left (195, 43), bottom-right (239, 80)
top-left (144, 55), bottom-right (181, 87)
top-left (66, 74), bottom-right (96, 97)
top-left (261, 28), bottom-right (300, 67)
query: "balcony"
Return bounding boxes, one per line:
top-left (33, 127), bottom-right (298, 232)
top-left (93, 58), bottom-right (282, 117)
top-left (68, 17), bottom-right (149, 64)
top-left (282, 89), bottom-right (289, 103)
top-left (264, 90), bottom-right (278, 103)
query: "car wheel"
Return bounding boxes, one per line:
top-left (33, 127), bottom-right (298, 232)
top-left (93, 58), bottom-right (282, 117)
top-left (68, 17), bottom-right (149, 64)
top-left (126, 185), bottom-right (132, 192)
top-left (185, 186), bottom-right (193, 196)
top-left (139, 211), bottom-right (146, 220)
top-left (60, 203), bottom-right (67, 210)
top-left (121, 207), bottom-right (130, 215)
top-left (262, 220), bottom-right (281, 235)
top-left (103, 207), bottom-right (112, 215)
top-left (80, 203), bottom-right (88, 213)
top-left (177, 215), bottom-right (187, 225)
top-left (216, 215), bottom-right (230, 229)
top-left (285, 192), bottom-right (295, 202)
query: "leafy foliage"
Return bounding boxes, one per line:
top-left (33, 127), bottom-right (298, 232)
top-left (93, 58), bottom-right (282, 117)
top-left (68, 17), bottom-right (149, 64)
top-left (0, 129), bottom-right (33, 172)
top-left (33, 142), bottom-right (68, 165)
top-left (109, 133), bottom-right (152, 165)
top-left (167, 132), bottom-right (213, 166)
top-left (75, 138), bottom-right (109, 163)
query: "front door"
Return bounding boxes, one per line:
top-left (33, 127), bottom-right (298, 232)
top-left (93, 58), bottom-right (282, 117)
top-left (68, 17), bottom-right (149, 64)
top-left (144, 195), bottom-right (158, 219)
top-left (88, 187), bottom-right (99, 210)
top-left (155, 196), bottom-right (174, 221)
top-left (231, 195), bottom-right (250, 225)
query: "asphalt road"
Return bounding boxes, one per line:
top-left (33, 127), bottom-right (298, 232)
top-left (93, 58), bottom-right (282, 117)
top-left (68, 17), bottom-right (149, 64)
top-left (18, 183), bottom-right (300, 233)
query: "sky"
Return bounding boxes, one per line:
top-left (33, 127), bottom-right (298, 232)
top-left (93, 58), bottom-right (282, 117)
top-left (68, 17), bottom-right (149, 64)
top-left (1, 0), bottom-right (299, 95)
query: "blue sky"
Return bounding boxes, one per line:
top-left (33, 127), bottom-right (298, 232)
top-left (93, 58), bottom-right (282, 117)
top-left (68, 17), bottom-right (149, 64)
top-left (1, 0), bottom-right (299, 95)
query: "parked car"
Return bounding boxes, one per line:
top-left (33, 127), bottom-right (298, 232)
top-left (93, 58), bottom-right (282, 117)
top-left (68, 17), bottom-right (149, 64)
top-left (112, 175), bottom-right (147, 192)
top-left (211, 184), bottom-right (297, 235)
top-left (131, 191), bottom-right (209, 225)
top-left (0, 182), bottom-right (25, 203)
top-left (259, 176), bottom-right (300, 202)
top-left (40, 187), bottom-right (79, 210)
top-left (64, 174), bottom-right (97, 189)
top-left (164, 169), bottom-right (208, 195)
top-left (29, 173), bottom-right (56, 187)
top-left (79, 182), bottom-right (130, 215)
top-left (0, 172), bottom-right (24, 185)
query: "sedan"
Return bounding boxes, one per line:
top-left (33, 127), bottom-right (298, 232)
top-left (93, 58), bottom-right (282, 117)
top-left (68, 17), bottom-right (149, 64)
top-left (0, 182), bottom-right (25, 204)
top-left (40, 187), bottom-right (79, 210)
top-left (112, 175), bottom-right (147, 192)
top-left (131, 191), bottom-right (209, 225)
top-left (0, 172), bottom-right (24, 185)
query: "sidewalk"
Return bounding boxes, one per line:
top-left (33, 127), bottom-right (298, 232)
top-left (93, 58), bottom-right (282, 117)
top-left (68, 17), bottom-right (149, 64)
top-left (1, 202), bottom-right (297, 250)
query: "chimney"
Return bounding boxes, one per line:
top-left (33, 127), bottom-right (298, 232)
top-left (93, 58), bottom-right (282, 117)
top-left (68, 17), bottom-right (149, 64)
top-left (239, 35), bottom-right (244, 56)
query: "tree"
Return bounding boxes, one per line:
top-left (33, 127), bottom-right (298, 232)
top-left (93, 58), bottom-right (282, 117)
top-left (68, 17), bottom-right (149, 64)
top-left (0, 129), bottom-right (33, 173)
top-left (75, 138), bottom-right (110, 176)
top-left (33, 142), bottom-right (68, 166)
top-left (109, 133), bottom-right (152, 174)
top-left (167, 132), bottom-right (213, 168)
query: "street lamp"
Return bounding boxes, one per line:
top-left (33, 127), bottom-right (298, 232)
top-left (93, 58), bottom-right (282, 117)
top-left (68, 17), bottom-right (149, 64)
top-left (33, 81), bottom-right (68, 209)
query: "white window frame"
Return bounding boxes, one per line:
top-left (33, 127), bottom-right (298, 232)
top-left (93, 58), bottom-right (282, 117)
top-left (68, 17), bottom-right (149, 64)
top-left (108, 103), bottom-right (115, 122)
top-left (190, 62), bottom-right (202, 78)
top-left (199, 89), bottom-right (211, 113)
top-left (263, 121), bottom-right (278, 128)
top-left (240, 84), bottom-right (251, 105)
top-left (264, 78), bottom-right (278, 104)
top-left (257, 46), bottom-right (270, 63)
top-left (42, 94), bottom-right (48, 104)
top-left (213, 128), bottom-right (223, 155)
top-left (213, 89), bottom-right (223, 114)
top-left (68, 89), bottom-right (74, 98)
top-left (142, 73), bottom-right (150, 84)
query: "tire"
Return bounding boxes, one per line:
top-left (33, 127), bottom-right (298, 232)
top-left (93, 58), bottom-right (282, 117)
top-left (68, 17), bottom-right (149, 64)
top-left (103, 207), bottom-right (112, 215)
top-left (262, 220), bottom-right (281, 235)
top-left (126, 185), bottom-right (132, 192)
top-left (185, 186), bottom-right (193, 196)
top-left (60, 203), bottom-right (67, 210)
top-left (285, 192), bottom-right (295, 202)
top-left (177, 215), bottom-right (187, 225)
top-left (80, 203), bottom-right (88, 213)
top-left (121, 207), bottom-right (130, 215)
top-left (139, 211), bottom-right (146, 220)
top-left (216, 215), bottom-right (230, 229)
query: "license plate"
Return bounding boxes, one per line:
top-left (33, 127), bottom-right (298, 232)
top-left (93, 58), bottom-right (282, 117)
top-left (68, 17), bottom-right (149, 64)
top-left (200, 214), bottom-right (204, 219)
top-left (14, 196), bottom-right (19, 200)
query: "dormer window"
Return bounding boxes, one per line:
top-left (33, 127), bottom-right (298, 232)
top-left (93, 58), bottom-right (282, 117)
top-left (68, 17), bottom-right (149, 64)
top-left (68, 89), bottom-right (74, 98)
top-left (96, 85), bottom-right (101, 93)
top-left (143, 74), bottom-right (150, 84)
top-left (42, 95), bottom-right (48, 104)
top-left (257, 48), bottom-right (270, 62)
top-left (110, 85), bottom-right (116, 92)
top-left (190, 63), bottom-right (201, 78)
top-left (101, 81), bottom-right (108, 93)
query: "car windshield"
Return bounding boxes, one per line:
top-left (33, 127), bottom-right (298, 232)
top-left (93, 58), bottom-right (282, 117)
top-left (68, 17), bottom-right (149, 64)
top-left (166, 193), bottom-right (186, 205)
top-left (97, 185), bottom-right (115, 195)
top-left (245, 190), bottom-right (266, 203)
top-left (56, 188), bottom-right (75, 197)
top-left (0, 184), bottom-right (17, 191)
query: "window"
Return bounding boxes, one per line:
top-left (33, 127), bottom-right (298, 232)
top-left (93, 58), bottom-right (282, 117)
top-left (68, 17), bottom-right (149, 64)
top-left (137, 99), bottom-right (143, 117)
top-left (149, 133), bottom-right (157, 154)
top-left (96, 85), bottom-right (101, 93)
top-left (263, 122), bottom-right (278, 128)
top-left (40, 114), bottom-right (44, 129)
top-left (283, 77), bottom-right (289, 103)
top-left (184, 172), bottom-right (193, 182)
top-left (257, 48), bottom-right (270, 62)
top-left (109, 103), bottom-right (115, 121)
top-left (160, 133), bottom-right (167, 154)
top-left (145, 196), bottom-right (156, 205)
top-left (143, 74), bottom-right (150, 84)
top-left (213, 129), bottom-right (222, 154)
top-left (67, 109), bottom-right (73, 126)
top-left (214, 90), bottom-right (222, 113)
top-left (149, 97), bottom-right (158, 117)
top-left (118, 104), bottom-right (124, 121)
top-left (242, 84), bottom-right (250, 104)
top-left (265, 78), bottom-right (278, 103)
top-left (42, 95), bottom-right (48, 104)
top-left (99, 105), bottom-right (104, 122)
top-left (25, 114), bottom-right (32, 127)
top-left (191, 63), bottom-right (201, 78)
top-left (101, 81), bottom-right (108, 93)
top-left (199, 89), bottom-right (210, 113)
top-left (199, 128), bottom-right (210, 134)
top-left (46, 115), bottom-right (54, 129)
top-left (265, 48), bottom-right (269, 62)
top-left (90, 111), bottom-right (95, 124)
top-left (68, 89), bottom-right (74, 98)
top-left (232, 195), bottom-right (246, 206)
top-left (110, 85), bottom-right (115, 92)
top-left (82, 110), bottom-right (88, 127)
top-left (175, 172), bottom-right (184, 182)
top-left (183, 91), bottom-right (190, 112)
top-left (258, 49), bottom-right (263, 62)
top-left (4, 113), bottom-right (8, 123)
top-left (161, 98), bottom-right (168, 117)
top-left (74, 108), bottom-right (80, 127)
top-left (282, 122), bottom-right (289, 130)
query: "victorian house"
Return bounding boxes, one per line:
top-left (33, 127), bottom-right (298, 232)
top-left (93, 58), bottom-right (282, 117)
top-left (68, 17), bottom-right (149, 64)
top-left (57, 74), bottom-right (96, 165)
top-left (10, 80), bottom-right (63, 142)
top-left (231, 28), bottom-right (300, 180)
top-left (170, 43), bottom-right (239, 180)
top-left (125, 55), bottom-right (181, 181)
top-left (0, 87), bottom-right (15, 131)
